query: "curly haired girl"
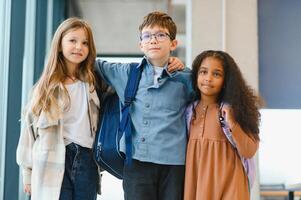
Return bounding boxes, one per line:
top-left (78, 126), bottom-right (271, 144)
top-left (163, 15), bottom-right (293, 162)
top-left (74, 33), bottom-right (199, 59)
top-left (184, 50), bottom-right (261, 200)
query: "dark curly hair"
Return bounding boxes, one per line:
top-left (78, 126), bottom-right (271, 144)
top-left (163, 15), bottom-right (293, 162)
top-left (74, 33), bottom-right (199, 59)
top-left (191, 50), bottom-right (261, 140)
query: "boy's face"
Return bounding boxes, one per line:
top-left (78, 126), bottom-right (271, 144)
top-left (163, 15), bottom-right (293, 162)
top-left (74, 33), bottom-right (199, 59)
top-left (139, 25), bottom-right (177, 66)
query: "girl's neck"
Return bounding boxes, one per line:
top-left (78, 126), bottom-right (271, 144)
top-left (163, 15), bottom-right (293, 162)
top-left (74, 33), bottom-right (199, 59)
top-left (66, 68), bottom-right (77, 77)
top-left (64, 63), bottom-right (78, 84)
top-left (200, 95), bottom-right (218, 106)
top-left (64, 75), bottom-right (78, 85)
top-left (65, 74), bottom-right (77, 81)
top-left (64, 68), bottom-right (78, 84)
top-left (65, 59), bottom-right (79, 75)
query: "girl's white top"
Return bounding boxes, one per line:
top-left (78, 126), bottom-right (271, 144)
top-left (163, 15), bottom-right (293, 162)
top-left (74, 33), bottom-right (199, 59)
top-left (64, 81), bottom-right (93, 148)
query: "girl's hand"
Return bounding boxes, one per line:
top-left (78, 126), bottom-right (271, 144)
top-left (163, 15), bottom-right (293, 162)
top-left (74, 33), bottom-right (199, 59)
top-left (167, 57), bottom-right (184, 72)
top-left (221, 104), bottom-right (236, 130)
top-left (24, 184), bottom-right (31, 195)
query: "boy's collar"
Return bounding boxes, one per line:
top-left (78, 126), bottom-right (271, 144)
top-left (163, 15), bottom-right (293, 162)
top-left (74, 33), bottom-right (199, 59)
top-left (144, 56), bottom-right (172, 77)
top-left (137, 57), bottom-right (147, 68)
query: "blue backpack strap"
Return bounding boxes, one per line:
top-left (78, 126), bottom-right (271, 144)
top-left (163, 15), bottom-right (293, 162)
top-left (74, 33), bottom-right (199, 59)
top-left (119, 62), bottom-right (143, 164)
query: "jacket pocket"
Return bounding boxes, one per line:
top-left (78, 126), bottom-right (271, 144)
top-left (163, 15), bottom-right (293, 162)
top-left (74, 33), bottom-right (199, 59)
top-left (36, 121), bottom-right (59, 151)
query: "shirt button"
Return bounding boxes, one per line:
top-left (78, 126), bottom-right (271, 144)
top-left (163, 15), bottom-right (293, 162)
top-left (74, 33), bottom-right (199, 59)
top-left (145, 103), bottom-right (150, 108)
top-left (143, 121), bottom-right (148, 125)
top-left (141, 137), bottom-right (145, 142)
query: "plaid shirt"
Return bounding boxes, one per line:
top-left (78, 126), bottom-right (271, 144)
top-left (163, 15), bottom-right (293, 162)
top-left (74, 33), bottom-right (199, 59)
top-left (16, 83), bottom-right (100, 200)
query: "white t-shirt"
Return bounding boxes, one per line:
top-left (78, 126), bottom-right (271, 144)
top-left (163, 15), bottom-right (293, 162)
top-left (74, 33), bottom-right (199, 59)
top-left (63, 81), bottom-right (93, 148)
top-left (153, 66), bottom-right (164, 85)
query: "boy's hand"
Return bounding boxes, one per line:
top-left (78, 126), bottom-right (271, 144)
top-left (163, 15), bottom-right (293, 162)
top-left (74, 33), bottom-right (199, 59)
top-left (167, 57), bottom-right (184, 72)
top-left (24, 184), bottom-right (31, 195)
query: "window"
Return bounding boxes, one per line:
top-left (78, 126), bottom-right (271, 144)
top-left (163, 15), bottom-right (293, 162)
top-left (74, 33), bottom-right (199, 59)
top-left (0, 0), bottom-right (11, 199)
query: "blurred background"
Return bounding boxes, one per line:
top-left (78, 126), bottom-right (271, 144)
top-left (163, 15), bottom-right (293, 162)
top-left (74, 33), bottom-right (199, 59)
top-left (1, 0), bottom-right (301, 199)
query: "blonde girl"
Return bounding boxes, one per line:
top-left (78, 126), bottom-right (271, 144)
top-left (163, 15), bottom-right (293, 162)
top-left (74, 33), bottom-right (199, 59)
top-left (17, 18), bottom-right (101, 200)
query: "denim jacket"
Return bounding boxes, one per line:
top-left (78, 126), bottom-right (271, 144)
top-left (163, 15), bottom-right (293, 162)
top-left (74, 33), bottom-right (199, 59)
top-left (95, 57), bottom-right (194, 165)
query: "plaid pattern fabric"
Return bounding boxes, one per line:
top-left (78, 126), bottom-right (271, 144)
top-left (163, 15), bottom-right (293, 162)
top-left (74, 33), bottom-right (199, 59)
top-left (17, 83), bottom-right (100, 200)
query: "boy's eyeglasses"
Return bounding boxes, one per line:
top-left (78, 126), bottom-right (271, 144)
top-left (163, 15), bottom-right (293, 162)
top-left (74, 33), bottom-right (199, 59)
top-left (140, 32), bottom-right (171, 43)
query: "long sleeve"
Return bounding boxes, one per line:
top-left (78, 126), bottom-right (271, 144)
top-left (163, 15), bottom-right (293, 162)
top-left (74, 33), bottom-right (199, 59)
top-left (16, 111), bottom-right (36, 185)
top-left (231, 124), bottom-right (259, 158)
top-left (94, 59), bottom-right (130, 87)
top-left (171, 68), bottom-right (195, 101)
top-left (94, 59), bottom-right (132, 102)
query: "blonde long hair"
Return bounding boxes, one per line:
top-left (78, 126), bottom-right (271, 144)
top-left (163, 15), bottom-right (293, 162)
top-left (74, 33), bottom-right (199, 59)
top-left (30, 17), bottom-right (96, 120)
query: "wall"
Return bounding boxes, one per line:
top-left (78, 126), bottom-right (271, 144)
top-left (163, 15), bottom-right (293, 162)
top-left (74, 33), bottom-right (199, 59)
top-left (78, 0), bottom-right (168, 55)
top-left (259, 0), bottom-right (301, 108)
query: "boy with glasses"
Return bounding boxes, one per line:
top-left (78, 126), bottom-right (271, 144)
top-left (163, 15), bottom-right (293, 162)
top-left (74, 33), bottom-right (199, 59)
top-left (95, 11), bottom-right (194, 200)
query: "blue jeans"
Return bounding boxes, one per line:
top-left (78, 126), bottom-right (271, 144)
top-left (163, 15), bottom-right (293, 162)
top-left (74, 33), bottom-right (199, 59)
top-left (123, 159), bottom-right (185, 200)
top-left (59, 143), bottom-right (98, 200)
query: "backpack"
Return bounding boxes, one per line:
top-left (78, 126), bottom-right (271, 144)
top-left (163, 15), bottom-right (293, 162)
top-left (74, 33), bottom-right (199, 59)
top-left (218, 103), bottom-right (256, 189)
top-left (93, 62), bottom-right (142, 179)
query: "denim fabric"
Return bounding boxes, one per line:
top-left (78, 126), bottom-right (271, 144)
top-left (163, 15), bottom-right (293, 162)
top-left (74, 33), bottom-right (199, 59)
top-left (123, 159), bottom-right (185, 200)
top-left (95, 57), bottom-right (194, 165)
top-left (59, 143), bottom-right (98, 200)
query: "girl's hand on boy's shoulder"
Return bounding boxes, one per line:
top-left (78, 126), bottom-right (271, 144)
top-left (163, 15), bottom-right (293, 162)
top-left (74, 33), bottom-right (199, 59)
top-left (167, 57), bottom-right (184, 73)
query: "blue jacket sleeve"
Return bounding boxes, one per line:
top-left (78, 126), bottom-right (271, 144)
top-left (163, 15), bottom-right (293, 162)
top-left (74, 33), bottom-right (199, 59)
top-left (94, 59), bottom-right (130, 96)
top-left (172, 67), bottom-right (195, 101)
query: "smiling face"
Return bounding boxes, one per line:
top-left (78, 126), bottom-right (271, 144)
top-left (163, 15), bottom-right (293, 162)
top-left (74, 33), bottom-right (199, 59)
top-left (197, 57), bottom-right (225, 101)
top-left (61, 27), bottom-right (89, 70)
top-left (139, 25), bottom-right (177, 67)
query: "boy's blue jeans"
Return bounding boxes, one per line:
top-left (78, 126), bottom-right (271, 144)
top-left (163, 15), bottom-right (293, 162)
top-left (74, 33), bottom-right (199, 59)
top-left (59, 143), bottom-right (98, 200)
top-left (123, 159), bottom-right (185, 200)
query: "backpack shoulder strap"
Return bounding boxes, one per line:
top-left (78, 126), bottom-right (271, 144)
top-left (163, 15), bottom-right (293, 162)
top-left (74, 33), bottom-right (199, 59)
top-left (119, 62), bottom-right (143, 164)
top-left (124, 62), bottom-right (142, 106)
top-left (219, 103), bottom-right (237, 147)
top-left (185, 101), bottom-right (198, 133)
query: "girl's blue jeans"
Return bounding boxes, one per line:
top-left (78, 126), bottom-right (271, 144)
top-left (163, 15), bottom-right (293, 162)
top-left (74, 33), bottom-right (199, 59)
top-left (59, 143), bottom-right (98, 200)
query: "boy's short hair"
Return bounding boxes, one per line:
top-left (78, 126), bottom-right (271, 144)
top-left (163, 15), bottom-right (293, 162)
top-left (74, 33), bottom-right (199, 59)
top-left (139, 11), bottom-right (177, 40)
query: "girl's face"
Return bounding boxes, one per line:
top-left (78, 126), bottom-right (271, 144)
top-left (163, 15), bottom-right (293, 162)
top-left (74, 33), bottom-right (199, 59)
top-left (197, 57), bottom-right (225, 100)
top-left (61, 28), bottom-right (89, 70)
